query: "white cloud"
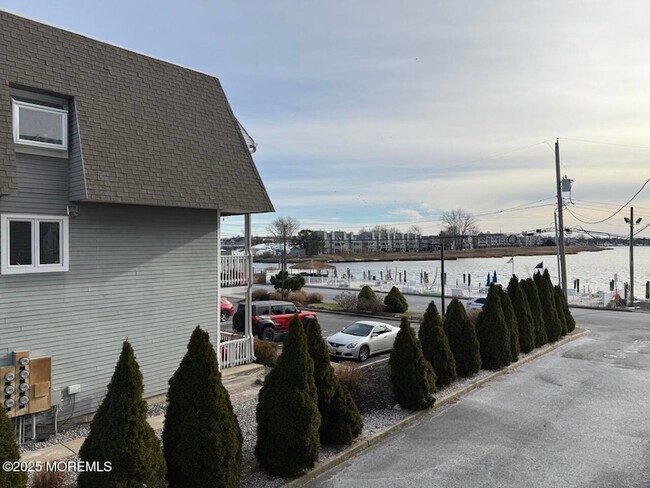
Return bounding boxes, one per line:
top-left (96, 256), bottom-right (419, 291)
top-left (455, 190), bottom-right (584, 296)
top-left (7, 0), bottom-right (650, 237)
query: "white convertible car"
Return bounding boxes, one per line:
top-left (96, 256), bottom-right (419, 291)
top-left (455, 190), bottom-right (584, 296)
top-left (326, 320), bottom-right (400, 362)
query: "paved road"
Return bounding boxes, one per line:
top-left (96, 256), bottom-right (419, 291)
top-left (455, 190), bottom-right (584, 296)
top-left (236, 284), bottom-right (450, 313)
top-left (305, 308), bottom-right (650, 488)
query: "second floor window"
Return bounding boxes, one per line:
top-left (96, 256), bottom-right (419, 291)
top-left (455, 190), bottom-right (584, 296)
top-left (12, 99), bottom-right (68, 150)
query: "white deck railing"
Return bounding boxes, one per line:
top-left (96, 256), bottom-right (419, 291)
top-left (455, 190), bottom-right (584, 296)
top-left (221, 255), bottom-right (250, 287)
top-left (219, 333), bottom-right (253, 368)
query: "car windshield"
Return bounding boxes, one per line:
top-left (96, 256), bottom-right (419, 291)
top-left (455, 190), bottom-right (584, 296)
top-left (342, 323), bottom-right (374, 337)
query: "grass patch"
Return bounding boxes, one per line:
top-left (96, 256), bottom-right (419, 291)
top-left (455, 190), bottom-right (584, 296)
top-left (308, 302), bottom-right (344, 311)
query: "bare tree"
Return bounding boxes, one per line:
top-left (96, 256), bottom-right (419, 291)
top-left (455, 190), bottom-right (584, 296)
top-left (440, 209), bottom-right (479, 250)
top-left (406, 225), bottom-right (422, 235)
top-left (372, 224), bottom-right (388, 234)
top-left (267, 217), bottom-right (300, 297)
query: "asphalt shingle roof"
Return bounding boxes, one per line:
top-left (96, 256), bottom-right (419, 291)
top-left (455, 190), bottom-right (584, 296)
top-left (0, 11), bottom-right (274, 215)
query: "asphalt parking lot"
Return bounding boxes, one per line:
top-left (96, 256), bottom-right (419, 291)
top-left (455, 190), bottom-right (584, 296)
top-left (304, 308), bottom-right (650, 487)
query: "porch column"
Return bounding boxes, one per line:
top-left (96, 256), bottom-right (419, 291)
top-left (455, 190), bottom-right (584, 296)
top-left (245, 214), bottom-right (254, 356)
top-left (216, 209), bottom-right (222, 369)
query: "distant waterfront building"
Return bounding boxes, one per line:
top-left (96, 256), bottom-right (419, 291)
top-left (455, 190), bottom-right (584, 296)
top-left (229, 228), bottom-right (554, 256)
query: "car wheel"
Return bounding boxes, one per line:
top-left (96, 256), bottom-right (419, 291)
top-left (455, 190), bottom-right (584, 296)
top-left (232, 313), bottom-right (243, 332)
top-left (303, 317), bottom-right (312, 330)
top-left (358, 345), bottom-right (370, 362)
top-left (260, 327), bottom-right (275, 342)
top-left (220, 310), bottom-right (230, 322)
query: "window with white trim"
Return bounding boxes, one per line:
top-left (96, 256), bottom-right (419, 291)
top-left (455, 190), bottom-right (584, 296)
top-left (12, 100), bottom-right (68, 150)
top-left (1, 214), bottom-right (69, 274)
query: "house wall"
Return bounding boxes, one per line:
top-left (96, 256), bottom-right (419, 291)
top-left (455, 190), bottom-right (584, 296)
top-left (0, 154), bottom-right (69, 214)
top-left (68, 100), bottom-right (87, 201)
top-left (0, 198), bottom-right (218, 418)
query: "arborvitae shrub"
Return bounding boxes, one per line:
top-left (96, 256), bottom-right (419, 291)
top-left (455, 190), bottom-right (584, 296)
top-left (306, 318), bottom-right (362, 445)
top-left (466, 308), bottom-right (481, 325)
top-left (554, 285), bottom-right (569, 336)
top-left (507, 275), bottom-right (535, 354)
top-left (444, 298), bottom-right (481, 377)
top-left (0, 405), bottom-right (26, 488)
top-left (357, 285), bottom-right (383, 313)
top-left (418, 301), bottom-right (457, 387)
top-left (77, 341), bottom-right (166, 488)
top-left (533, 270), bottom-right (542, 286)
top-left (389, 317), bottom-right (436, 410)
top-left (476, 284), bottom-right (511, 370)
top-left (384, 286), bottom-right (408, 313)
top-left (358, 285), bottom-right (377, 302)
top-left (163, 327), bottom-right (242, 488)
top-left (499, 287), bottom-right (520, 362)
top-left (256, 316), bottom-right (320, 477)
top-left (538, 269), bottom-right (562, 343)
top-left (557, 285), bottom-right (576, 333)
top-left (521, 278), bottom-right (547, 347)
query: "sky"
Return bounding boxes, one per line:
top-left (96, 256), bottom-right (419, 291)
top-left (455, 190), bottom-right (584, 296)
top-left (3, 1), bottom-right (650, 239)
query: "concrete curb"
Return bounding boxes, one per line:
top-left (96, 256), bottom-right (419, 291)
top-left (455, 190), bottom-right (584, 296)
top-left (283, 327), bottom-right (590, 487)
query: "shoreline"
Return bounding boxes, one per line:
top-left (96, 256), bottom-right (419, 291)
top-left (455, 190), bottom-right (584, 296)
top-left (256, 245), bottom-right (608, 265)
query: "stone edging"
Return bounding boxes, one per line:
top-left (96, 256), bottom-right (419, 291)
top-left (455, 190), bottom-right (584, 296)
top-left (283, 328), bottom-right (590, 487)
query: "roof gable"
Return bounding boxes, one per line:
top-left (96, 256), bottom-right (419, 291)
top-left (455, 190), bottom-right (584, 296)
top-left (0, 11), bottom-right (273, 214)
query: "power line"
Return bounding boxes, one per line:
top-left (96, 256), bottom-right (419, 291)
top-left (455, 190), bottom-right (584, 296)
top-left (561, 137), bottom-right (650, 152)
top-left (562, 178), bottom-right (650, 225)
top-left (473, 198), bottom-right (556, 218)
top-left (572, 199), bottom-right (650, 214)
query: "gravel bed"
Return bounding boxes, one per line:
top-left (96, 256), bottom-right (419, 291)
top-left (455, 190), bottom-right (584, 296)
top-left (23, 343), bottom-right (562, 486)
top-left (24, 387), bottom-right (412, 488)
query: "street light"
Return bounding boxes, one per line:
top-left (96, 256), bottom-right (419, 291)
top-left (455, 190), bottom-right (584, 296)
top-left (624, 207), bottom-right (642, 307)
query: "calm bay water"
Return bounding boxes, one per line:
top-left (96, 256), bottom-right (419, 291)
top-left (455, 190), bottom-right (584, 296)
top-left (257, 247), bottom-right (650, 295)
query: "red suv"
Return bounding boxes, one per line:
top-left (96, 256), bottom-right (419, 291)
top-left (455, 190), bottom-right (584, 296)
top-left (232, 300), bottom-right (317, 341)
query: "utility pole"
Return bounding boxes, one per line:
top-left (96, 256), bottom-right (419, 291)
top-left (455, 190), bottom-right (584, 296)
top-left (624, 207), bottom-right (642, 307)
top-left (555, 139), bottom-right (567, 295)
top-left (440, 239), bottom-right (445, 315)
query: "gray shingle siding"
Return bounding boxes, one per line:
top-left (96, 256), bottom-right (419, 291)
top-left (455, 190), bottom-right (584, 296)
top-left (0, 203), bottom-right (218, 417)
top-left (0, 10), bottom-right (267, 420)
top-left (0, 10), bottom-right (274, 214)
top-left (68, 99), bottom-right (87, 201)
top-left (0, 154), bottom-right (69, 214)
top-left (0, 82), bottom-right (17, 196)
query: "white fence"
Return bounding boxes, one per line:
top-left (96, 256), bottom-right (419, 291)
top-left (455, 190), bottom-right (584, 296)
top-left (302, 276), bottom-right (622, 308)
top-left (221, 255), bottom-right (250, 287)
top-left (219, 333), bottom-right (253, 368)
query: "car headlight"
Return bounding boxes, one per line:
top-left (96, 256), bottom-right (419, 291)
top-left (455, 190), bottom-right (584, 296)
top-left (346, 343), bottom-right (358, 349)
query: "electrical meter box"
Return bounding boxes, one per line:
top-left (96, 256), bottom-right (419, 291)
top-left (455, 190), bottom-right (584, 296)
top-left (1, 351), bottom-right (52, 418)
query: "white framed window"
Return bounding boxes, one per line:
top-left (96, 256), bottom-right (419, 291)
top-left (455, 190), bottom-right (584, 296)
top-left (12, 100), bottom-right (68, 150)
top-left (1, 214), bottom-right (69, 275)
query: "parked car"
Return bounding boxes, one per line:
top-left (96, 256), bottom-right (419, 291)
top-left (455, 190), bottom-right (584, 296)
top-left (232, 300), bottom-right (317, 341)
top-left (466, 297), bottom-right (486, 310)
top-left (326, 320), bottom-right (399, 362)
top-left (220, 297), bottom-right (235, 322)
